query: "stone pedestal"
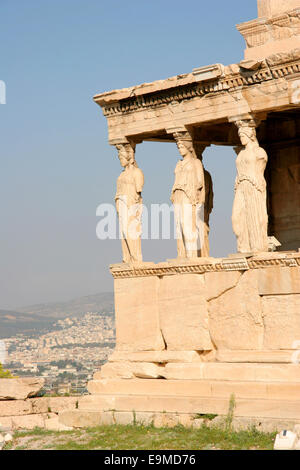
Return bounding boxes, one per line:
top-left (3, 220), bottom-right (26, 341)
top-left (111, 254), bottom-right (300, 354)
top-left (60, 253), bottom-right (300, 428)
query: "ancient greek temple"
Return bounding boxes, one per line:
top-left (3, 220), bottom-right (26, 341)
top-left (61, 0), bottom-right (300, 429)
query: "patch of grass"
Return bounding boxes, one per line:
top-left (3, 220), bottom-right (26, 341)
top-left (225, 394), bottom-right (236, 432)
top-left (13, 427), bottom-right (59, 438)
top-left (6, 424), bottom-right (276, 451)
top-left (3, 441), bottom-right (13, 450)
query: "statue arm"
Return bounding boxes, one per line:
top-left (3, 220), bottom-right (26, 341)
top-left (194, 160), bottom-right (205, 205)
top-left (135, 168), bottom-right (144, 194)
top-left (258, 147), bottom-right (268, 162)
top-left (196, 160), bottom-right (205, 190)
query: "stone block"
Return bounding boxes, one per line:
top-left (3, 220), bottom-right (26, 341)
top-left (97, 362), bottom-right (134, 379)
top-left (164, 363), bottom-right (300, 382)
top-left (258, 0), bottom-right (300, 18)
top-left (263, 294), bottom-right (300, 349)
top-left (0, 378), bottom-right (45, 400)
top-left (0, 417), bottom-right (12, 429)
top-left (48, 397), bottom-right (78, 413)
top-left (30, 397), bottom-right (50, 414)
top-left (59, 410), bottom-right (102, 428)
top-left (114, 412), bottom-right (134, 425)
top-left (135, 412), bottom-right (155, 426)
top-left (266, 383), bottom-right (300, 400)
top-left (216, 349), bottom-right (295, 363)
top-left (132, 363), bottom-right (165, 379)
top-left (192, 418), bottom-right (205, 429)
top-left (211, 381), bottom-right (268, 399)
top-left (258, 267), bottom-right (300, 295)
top-left (89, 377), bottom-right (300, 401)
top-left (114, 277), bottom-right (165, 351)
top-left (0, 400), bottom-right (32, 417)
top-left (78, 394), bottom-right (116, 411)
top-left (86, 378), bottom-right (213, 397)
top-left (10, 414), bottom-right (46, 430)
top-left (98, 361), bottom-right (165, 379)
top-left (208, 270), bottom-right (264, 350)
top-left (153, 413), bottom-right (180, 428)
top-left (204, 271), bottom-right (241, 301)
top-left (45, 416), bottom-right (73, 431)
top-left (159, 274), bottom-right (213, 351)
top-left (192, 64), bottom-right (224, 82)
top-left (109, 350), bottom-right (204, 364)
top-left (65, 393), bottom-right (300, 421)
top-left (177, 414), bottom-right (195, 428)
top-left (99, 411), bottom-right (115, 425)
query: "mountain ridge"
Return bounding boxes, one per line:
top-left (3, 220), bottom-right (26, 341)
top-left (0, 292), bottom-right (114, 339)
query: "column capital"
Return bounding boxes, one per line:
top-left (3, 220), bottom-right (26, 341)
top-left (109, 137), bottom-right (142, 146)
top-left (229, 112), bottom-right (267, 128)
top-left (166, 125), bottom-right (189, 135)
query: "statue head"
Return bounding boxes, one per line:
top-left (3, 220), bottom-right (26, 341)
top-left (116, 142), bottom-right (137, 168)
top-left (174, 131), bottom-right (196, 159)
top-left (237, 122), bottom-right (258, 147)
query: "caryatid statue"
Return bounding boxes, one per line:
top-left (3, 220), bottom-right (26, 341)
top-left (171, 131), bottom-right (206, 258)
top-left (115, 142), bottom-right (144, 263)
top-left (232, 119), bottom-right (269, 253)
top-left (194, 143), bottom-right (214, 258)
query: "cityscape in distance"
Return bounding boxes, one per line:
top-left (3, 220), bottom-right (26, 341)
top-left (0, 292), bottom-right (115, 395)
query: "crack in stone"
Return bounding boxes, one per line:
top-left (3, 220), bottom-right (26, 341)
top-left (206, 273), bottom-right (242, 302)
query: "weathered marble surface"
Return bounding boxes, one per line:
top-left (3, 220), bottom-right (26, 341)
top-left (115, 142), bottom-right (144, 263)
top-left (111, 254), bottom-right (300, 355)
top-left (232, 120), bottom-right (269, 253)
top-left (171, 131), bottom-right (205, 258)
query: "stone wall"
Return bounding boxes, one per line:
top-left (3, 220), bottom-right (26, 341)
top-left (0, 378), bottom-right (77, 430)
top-left (0, 396), bottom-right (78, 430)
top-left (111, 255), bottom-right (300, 357)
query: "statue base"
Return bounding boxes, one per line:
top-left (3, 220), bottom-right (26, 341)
top-left (59, 252), bottom-right (300, 429)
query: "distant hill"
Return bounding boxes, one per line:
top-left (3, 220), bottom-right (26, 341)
top-left (0, 310), bottom-right (56, 339)
top-left (17, 292), bottom-right (114, 318)
top-left (0, 292), bottom-right (114, 339)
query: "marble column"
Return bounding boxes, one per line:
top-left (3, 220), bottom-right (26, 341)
top-left (114, 141), bottom-right (144, 263)
top-left (170, 131), bottom-right (206, 258)
top-left (232, 118), bottom-right (269, 253)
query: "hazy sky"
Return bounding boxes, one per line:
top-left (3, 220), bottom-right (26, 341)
top-left (0, 0), bottom-right (257, 309)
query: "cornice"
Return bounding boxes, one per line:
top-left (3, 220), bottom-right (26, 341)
top-left (110, 254), bottom-right (300, 279)
top-left (94, 50), bottom-right (300, 118)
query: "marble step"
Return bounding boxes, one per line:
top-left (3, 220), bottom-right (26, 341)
top-left (58, 408), bottom-right (300, 432)
top-left (76, 393), bottom-right (300, 420)
top-left (93, 362), bottom-right (300, 383)
top-left (87, 378), bottom-right (300, 400)
top-left (163, 362), bottom-right (300, 381)
top-left (109, 350), bottom-right (299, 364)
